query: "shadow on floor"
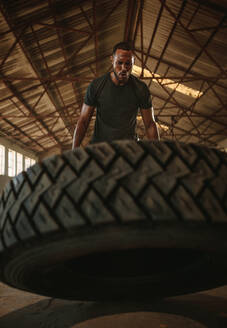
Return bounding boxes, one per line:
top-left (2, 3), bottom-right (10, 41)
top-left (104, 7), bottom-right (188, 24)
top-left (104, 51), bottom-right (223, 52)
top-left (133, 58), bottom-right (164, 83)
top-left (0, 291), bottom-right (227, 328)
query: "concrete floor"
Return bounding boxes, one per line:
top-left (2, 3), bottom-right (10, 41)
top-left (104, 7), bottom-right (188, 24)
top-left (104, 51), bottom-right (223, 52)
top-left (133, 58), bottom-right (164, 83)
top-left (0, 283), bottom-right (227, 327)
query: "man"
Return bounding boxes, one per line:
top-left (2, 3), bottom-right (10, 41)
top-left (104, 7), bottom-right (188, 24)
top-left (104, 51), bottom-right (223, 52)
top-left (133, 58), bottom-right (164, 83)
top-left (72, 42), bottom-right (159, 148)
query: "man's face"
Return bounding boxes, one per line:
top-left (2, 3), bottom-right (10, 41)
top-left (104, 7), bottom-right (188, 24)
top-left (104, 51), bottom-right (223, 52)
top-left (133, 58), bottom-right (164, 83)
top-left (111, 49), bottom-right (134, 85)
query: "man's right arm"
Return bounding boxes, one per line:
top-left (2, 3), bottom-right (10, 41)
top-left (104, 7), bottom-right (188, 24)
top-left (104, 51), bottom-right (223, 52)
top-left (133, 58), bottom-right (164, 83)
top-left (72, 103), bottom-right (95, 149)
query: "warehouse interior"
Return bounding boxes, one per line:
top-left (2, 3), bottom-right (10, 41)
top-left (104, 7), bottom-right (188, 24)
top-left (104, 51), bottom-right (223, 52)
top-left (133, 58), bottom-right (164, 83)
top-left (0, 0), bottom-right (226, 162)
top-left (0, 0), bottom-right (227, 327)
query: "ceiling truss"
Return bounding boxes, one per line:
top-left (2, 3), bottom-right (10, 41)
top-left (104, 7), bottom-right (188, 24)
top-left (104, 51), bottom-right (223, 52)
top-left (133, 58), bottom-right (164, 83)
top-left (0, 0), bottom-right (226, 157)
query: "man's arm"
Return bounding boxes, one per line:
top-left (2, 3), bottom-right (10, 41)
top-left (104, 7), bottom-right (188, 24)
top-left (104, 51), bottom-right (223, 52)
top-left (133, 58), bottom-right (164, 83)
top-left (72, 103), bottom-right (95, 149)
top-left (140, 107), bottom-right (160, 141)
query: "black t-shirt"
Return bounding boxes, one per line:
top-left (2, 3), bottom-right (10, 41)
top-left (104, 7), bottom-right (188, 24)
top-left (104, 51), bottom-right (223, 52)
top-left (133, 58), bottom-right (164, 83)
top-left (84, 72), bottom-right (152, 143)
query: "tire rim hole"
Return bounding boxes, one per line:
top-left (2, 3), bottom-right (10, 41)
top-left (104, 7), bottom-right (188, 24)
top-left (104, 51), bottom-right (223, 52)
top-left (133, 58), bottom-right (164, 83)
top-left (64, 248), bottom-right (208, 278)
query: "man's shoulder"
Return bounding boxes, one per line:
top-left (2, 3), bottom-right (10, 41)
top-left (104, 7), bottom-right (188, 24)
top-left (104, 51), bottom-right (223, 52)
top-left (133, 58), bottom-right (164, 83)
top-left (90, 73), bottom-right (109, 88)
top-left (130, 74), bottom-right (149, 92)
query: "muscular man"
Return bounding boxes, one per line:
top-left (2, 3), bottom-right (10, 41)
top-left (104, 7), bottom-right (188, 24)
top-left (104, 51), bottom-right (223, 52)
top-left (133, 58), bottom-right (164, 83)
top-left (72, 42), bottom-right (159, 148)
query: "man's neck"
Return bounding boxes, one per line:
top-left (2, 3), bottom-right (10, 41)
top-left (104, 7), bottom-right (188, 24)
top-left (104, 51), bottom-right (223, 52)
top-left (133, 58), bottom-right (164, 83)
top-left (110, 71), bottom-right (128, 86)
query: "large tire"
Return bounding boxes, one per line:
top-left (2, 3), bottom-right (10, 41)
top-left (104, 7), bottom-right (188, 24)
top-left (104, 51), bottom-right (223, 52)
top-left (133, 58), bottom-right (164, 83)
top-left (0, 140), bottom-right (227, 301)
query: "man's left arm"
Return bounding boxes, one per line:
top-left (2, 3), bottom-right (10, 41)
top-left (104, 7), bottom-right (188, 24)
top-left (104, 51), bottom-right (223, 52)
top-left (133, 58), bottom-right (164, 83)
top-left (140, 107), bottom-right (160, 141)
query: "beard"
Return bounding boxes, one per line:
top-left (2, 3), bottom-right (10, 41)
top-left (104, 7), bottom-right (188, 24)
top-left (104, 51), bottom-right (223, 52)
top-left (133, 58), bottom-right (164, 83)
top-left (113, 68), bottom-right (129, 85)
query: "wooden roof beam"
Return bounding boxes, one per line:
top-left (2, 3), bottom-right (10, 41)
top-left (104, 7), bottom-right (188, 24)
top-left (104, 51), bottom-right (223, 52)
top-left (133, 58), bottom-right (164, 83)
top-left (151, 90), bottom-right (227, 129)
top-left (0, 116), bottom-right (44, 151)
top-left (177, 102), bottom-right (227, 141)
top-left (159, 0), bottom-right (227, 77)
top-left (142, 1), bottom-right (165, 71)
top-left (0, 127), bottom-right (40, 154)
top-left (124, 0), bottom-right (141, 43)
top-left (153, 1), bottom-right (187, 74)
top-left (156, 114), bottom-right (227, 118)
top-left (0, 25), bottom-right (27, 71)
top-left (57, 0), bottom-right (125, 76)
top-left (0, 7), bottom-right (65, 148)
top-left (134, 53), bottom-right (201, 136)
top-left (158, 118), bottom-right (218, 147)
top-left (134, 53), bottom-right (227, 133)
top-left (191, 0), bottom-right (227, 14)
top-left (0, 5), bottom-right (73, 139)
top-left (0, 75), bottom-right (93, 83)
top-left (204, 126), bottom-right (227, 143)
top-left (48, 0), bottom-right (81, 132)
top-left (0, 73), bottom-right (62, 147)
top-left (0, 83), bottom-right (49, 107)
top-left (36, 22), bottom-right (90, 35)
top-left (159, 14), bottom-right (227, 115)
top-left (134, 49), bottom-right (226, 89)
top-left (93, 0), bottom-right (99, 76)
top-left (30, 25), bottom-right (73, 136)
top-left (79, 3), bottom-right (93, 32)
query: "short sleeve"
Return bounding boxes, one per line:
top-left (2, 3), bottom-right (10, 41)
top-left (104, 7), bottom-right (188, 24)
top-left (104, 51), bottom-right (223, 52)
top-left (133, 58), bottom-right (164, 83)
top-left (139, 84), bottom-right (152, 109)
top-left (84, 82), bottom-right (97, 107)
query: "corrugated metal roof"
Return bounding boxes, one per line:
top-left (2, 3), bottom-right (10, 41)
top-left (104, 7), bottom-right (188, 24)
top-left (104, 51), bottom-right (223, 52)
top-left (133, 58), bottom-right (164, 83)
top-left (0, 0), bottom-right (226, 157)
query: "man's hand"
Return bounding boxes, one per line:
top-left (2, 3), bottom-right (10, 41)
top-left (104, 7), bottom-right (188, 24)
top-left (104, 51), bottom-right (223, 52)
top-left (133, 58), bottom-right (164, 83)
top-left (141, 107), bottom-right (160, 140)
top-left (72, 104), bottom-right (95, 149)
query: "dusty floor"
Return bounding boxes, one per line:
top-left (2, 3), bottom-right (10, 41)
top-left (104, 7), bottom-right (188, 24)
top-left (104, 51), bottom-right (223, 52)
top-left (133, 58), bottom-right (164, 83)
top-left (0, 282), bottom-right (227, 327)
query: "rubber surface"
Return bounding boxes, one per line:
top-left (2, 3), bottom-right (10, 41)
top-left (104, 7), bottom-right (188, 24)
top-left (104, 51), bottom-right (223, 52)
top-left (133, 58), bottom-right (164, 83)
top-left (0, 140), bottom-right (227, 301)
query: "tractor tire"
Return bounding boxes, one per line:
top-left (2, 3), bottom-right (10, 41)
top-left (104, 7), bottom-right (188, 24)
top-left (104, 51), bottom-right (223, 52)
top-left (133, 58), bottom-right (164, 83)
top-left (0, 140), bottom-right (227, 301)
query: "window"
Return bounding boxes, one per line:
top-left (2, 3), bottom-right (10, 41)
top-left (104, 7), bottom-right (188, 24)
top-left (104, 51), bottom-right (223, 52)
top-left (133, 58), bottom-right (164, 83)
top-left (0, 143), bottom-right (36, 176)
top-left (0, 145), bottom-right (5, 175)
top-left (24, 157), bottom-right (36, 170)
top-left (17, 152), bottom-right (23, 174)
top-left (24, 157), bottom-right (31, 171)
top-left (8, 149), bottom-right (16, 177)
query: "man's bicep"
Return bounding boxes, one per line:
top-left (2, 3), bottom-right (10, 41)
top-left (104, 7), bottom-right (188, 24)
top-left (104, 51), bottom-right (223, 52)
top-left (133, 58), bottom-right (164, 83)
top-left (140, 107), bottom-right (155, 126)
top-left (80, 103), bottom-right (95, 120)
